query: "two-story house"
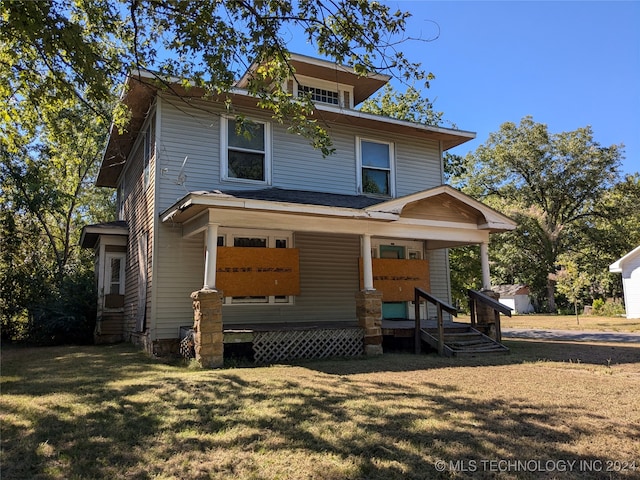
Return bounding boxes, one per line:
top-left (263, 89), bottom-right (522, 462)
top-left (81, 53), bottom-right (515, 364)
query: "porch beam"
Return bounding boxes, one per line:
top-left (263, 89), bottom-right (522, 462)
top-left (186, 208), bottom-right (492, 244)
top-left (182, 210), bottom-right (211, 238)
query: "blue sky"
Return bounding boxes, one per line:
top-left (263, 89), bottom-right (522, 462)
top-left (292, 1), bottom-right (640, 175)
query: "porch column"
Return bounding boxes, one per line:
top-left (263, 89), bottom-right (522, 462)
top-left (203, 223), bottom-right (219, 290)
top-left (357, 233), bottom-right (382, 355)
top-left (361, 233), bottom-right (374, 291)
top-left (480, 241), bottom-right (491, 289)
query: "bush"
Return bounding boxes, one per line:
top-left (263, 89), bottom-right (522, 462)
top-left (3, 270), bottom-right (97, 345)
top-left (591, 298), bottom-right (626, 317)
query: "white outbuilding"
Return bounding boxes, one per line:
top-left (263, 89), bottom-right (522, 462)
top-left (492, 284), bottom-right (535, 314)
top-left (609, 246), bottom-right (640, 319)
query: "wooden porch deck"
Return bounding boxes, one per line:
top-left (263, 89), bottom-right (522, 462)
top-left (221, 319), bottom-right (472, 343)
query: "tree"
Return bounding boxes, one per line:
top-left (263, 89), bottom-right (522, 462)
top-left (556, 255), bottom-right (591, 323)
top-left (460, 116), bottom-right (624, 312)
top-left (361, 83), bottom-right (444, 126)
top-left (2, 0), bottom-right (432, 155)
top-left (0, 97), bottom-right (114, 343)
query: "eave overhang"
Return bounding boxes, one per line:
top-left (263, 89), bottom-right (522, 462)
top-left (236, 52), bottom-right (391, 106)
top-left (610, 245), bottom-right (640, 273)
top-left (80, 221), bottom-right (129, 249)
top-left (98, 70), bottom-right (475, 188)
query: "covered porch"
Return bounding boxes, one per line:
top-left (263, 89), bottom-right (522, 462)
top-left (161, 185), bottom-right (516, 367)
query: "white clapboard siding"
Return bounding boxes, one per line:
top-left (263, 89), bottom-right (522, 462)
top-left (426, 248), bottom-right (452, 319)
top-left (153, 224), bottom-right (205, 339)
top-left (221, 232), bottom-right (361, 327)
top-left (122, 128), bottom-right (155, 339)
top-left (395, 138), bottom-right (442, 196)
top-left (273, 124), bottom-right (357, 194)
top-left (156, 97), bottom-right (445, 213)
top-left (623, 254), bottom-right (640, 318)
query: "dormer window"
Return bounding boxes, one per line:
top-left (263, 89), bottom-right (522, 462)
top-left (291, 74), bottom-right (354, 109)
top-left (298, 85), bottom-right (339, 106)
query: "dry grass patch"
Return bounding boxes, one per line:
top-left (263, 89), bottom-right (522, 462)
top-left (1, 341), bottom-right (639, 479)
top-left (458, 314), bottom-right (640, 332)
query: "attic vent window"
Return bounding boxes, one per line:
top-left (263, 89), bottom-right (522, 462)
top-left (298, 85), bottom-right (339, 105)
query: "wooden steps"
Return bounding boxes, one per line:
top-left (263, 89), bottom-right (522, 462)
top-left (421, 326), bottom-right (509, 357)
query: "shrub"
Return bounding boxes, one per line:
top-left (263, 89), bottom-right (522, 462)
top-left (591, 298), bottom-right (626, 317)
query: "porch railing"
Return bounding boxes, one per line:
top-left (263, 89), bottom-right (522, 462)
top-left (468, 289), bottom-right (512, 343)
top-left (414, 288), bottom-right (458, 355)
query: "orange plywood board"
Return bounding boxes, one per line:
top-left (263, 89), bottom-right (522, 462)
top-left (359, 258), bottom-right (430, 302)
top-left (217, 247), bottom-right (300, 297)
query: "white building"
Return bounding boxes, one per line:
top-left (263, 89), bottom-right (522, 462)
top-left (610, 246), bottom-right (640, 319)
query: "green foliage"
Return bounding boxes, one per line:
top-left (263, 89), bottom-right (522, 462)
top-left (591, 298), bottom-right (626, 317)
top-left (360, 83), bottom-right (445, 126)
top-left (457, 116), bottom-right (626, 312)
top-left (448, 246), bottom-right (482, 312)
top-left (0, 91), bottom-right (113, 343)
top-left (2, 0), bottom-right (431, 155)
top-left (556, 256), bottom-right (591, 322)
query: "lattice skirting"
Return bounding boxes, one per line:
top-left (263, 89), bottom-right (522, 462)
top-left (253, 328), bottom-right (364, 364)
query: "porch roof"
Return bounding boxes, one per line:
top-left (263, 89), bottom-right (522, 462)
top-left (80, 221), bottom-right (128, 249)
top-left (160, 186), bottom-right (516, 248)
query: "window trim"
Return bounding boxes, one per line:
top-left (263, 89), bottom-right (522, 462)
top-left (104, 252), bottom-right (126, 297)
top-left (220, 116), bottom-right (271, 185)
top-left (356, 136), bottom-right (396, 197)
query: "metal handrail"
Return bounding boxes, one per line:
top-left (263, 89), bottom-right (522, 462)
top-left (414, 288), bottom-right (457, 355)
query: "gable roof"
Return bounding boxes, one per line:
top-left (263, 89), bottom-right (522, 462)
top-left (366, 185), bottom-right (516, 232)
top-left (610, 245), bottom-right (640, 273)
top-left (492, 284), bottom-right (530, 296)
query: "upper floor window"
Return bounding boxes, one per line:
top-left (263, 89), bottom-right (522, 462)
top-left (298, 85), bottom-right (339, 105)
top-left (358, 138), bottom-right (395, 196)
top-left (222, 117), bottom-right (271, 184)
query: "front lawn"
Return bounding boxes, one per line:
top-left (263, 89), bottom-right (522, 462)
top-left (1, 341), bottom-right (639, 479)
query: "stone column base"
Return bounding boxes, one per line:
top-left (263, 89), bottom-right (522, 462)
top-left (355, 290), bottom-right (383, 355)
top-left (191, 288), bottom-right (224, 368)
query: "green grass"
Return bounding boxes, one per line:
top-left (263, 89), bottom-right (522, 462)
top-left (2, 341), bottom-right (640, 479)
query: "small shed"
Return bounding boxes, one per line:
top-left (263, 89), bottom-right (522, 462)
top-left (609, 246), bottom-right (640, 319)
top-left (492, 285), bottom-right (534, 314)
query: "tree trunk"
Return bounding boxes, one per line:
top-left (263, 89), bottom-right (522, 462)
top-left (547, 278), bottom-right (556, 313)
